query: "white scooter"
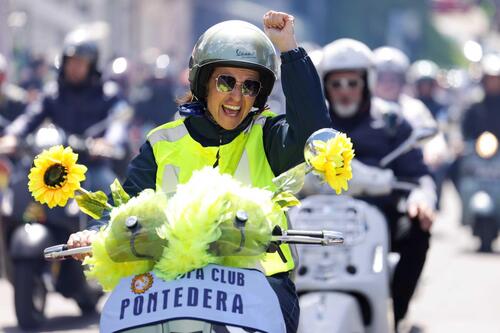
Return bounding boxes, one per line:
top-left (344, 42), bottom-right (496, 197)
top-left (292, 193), bottom-right (395, 333)
top-left (294, 127), bottom-right (436, 333)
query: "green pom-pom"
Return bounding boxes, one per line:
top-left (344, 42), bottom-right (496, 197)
top-left (153, 167), bottom-right (280, 280)
top-left (84, 227), bottom-right (153, 292)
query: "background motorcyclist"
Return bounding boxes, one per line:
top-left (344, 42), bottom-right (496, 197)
top-left (407, 59), bottom-right (447, 121)
top-left (462, 53), bottom-right (500, 141)
top-left (315, 38), bottom-right (437, 327)
top-left (0, 40), bottom-right (132, 327)
top-left (0, 54), bottom-right (28, 135)
top-left (458, 53), bottom-right (500, 252)
top-left (373, 46), bottom-right (449, 208)
top-left (129, 53), bottom-right (179, 154)
top-left (0, 53), bottom-right (28, 280)
top-left (0, 38), bottom-right (132, 189)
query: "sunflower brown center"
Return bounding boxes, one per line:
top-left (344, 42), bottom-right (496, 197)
top-left (44, 164), bottom-right (68, 188)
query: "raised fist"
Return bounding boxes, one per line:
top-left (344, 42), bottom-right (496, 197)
top-left (263, 10), bottom-right (298, 53)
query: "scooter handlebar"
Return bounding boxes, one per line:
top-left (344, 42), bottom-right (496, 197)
top-left (43, 228), bottom-right (344, 261)
top-left (44, 244), bottom-right (92, 260)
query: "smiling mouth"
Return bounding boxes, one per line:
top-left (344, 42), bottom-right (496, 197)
top-left (222, 104), bottom-right (241, 117)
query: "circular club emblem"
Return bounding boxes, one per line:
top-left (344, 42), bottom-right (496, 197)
top-left (131, 273), bottom-right (154, 294)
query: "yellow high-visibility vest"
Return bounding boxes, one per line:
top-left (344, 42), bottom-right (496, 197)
top-left (147, 111), bottom-right (295, 275)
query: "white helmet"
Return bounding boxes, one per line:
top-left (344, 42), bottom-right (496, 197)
top-left (320, 38), bottom-right (376, 90)
top-left (0, 54), bottom-right (6, 73)
top-left (481, 53), bottom-right (500, 77)
top-left (308, 49), bottom-right (323, 68)
top-left (407, 59), bottom-right (439, 84)
top-left (373, 46), bottom-right (410, 74)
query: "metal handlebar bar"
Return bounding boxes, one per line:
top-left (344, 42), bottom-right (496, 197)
top-left (272, 230), bottom-right (344, 245)
top-left (43, 229), bottom-right (344, 261)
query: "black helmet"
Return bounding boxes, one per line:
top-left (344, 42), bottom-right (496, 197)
top-left (189, 20), bottom-right (278, 109)
top-left (62, 40), bottom-right (99, 64)
top-left (60, 39), bottom-right (100, 82)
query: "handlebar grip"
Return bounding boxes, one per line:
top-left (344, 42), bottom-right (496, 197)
top-left (284, 230), bottom-right (325, 237)
top-left (272, 230), bottom-right (344, 245)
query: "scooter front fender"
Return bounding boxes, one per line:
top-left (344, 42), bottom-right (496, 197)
top-left (9, 223), bottom-right (54, 260)
top-left (298, 291), bottom-right (365, 333)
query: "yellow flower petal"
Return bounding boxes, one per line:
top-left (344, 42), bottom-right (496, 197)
top-left (311, 132), bottom-right (355, 195)
top-left (28, 146), bottom-right (87, 208)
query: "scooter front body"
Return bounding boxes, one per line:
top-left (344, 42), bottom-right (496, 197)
top-left (291, 195), bottom-right (393, 333)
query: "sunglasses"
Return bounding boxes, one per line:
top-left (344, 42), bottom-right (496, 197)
top-left (327, 78), bottom-right (364, 90)
top-left (215, 74), bottom-right (262, 97)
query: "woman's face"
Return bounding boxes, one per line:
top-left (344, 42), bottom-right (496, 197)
top-left (206, 67), bottom-right (260, 130)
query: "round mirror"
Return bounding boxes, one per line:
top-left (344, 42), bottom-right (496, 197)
top-left (304, 128), bottom-right (342, 169)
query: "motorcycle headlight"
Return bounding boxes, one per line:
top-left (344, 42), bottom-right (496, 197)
top-left (34, 125), bottom-right (65, 150)
top-left (475, 131), bottom-right (498, 159)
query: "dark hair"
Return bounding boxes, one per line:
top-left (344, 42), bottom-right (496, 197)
top-left (176, 90), bottom-right (194, 105)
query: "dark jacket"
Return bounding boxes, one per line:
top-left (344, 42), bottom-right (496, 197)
top-left (330, 104), bottom-right (427, 178)
top-left (89, 47), bottom-right (332, 230)
top-left (6, 80), bottom-right (128, 165)
top-left (329, 98), bottom-right (430, 210)
top-left (462, 95), bottom-right (500, 140)
top-left (419, 96), bottom-right (446, 121)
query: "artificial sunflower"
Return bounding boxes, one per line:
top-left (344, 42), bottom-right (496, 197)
top-left (28, 145), bottom-right (87, 208)
top-left (309, 133), bottom-right (355, 194)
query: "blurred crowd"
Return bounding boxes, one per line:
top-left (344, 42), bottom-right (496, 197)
top-left (1, 19), bottom-right (500, 331)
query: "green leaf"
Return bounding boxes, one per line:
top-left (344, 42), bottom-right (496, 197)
top-left (273, 191), bottom-right (301, 209)
top-left (272, 162), bottom-right (306, 195)
top-left (110, 178), bottom-right (130, 206)
top-left (75, 191), bottom-right (109, 219)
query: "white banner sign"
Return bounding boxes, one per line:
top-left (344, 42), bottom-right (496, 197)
top-left (100, 264), bottom-right (286, 333)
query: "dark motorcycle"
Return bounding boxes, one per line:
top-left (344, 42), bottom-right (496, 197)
top-left (458, 131), bottom-right (500, 252)
top-left (2, 124), bottom-right (124, 329)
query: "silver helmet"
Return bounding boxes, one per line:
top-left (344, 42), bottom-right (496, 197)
top-left (320, 38), bottom-right (376, 90)
top-left (373, 46), bottom-right (410, 75)
top-left (189, 20), bottom-right (278, 109)
top-left (407, 59), bottom-right (439, 84)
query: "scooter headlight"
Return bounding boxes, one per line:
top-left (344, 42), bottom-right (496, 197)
top-left (475, 131), bottom-right (498, 159)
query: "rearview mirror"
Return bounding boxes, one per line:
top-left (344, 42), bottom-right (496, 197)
top-left (379, 126), bottom-right (438, 168)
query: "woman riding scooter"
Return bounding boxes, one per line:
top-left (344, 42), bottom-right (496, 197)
top-left (68, 10), bottom-right (333, 333)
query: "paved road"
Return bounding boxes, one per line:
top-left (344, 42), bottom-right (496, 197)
top-left (0, 279), bottom-right (104, 333)
top-left (405, 183), bottom-right (500, 333)
top-left (0, 183), bottom-right (499, 332)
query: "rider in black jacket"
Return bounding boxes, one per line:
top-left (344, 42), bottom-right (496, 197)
top-left (0, 54), bottom-right (27, 135)
top-left (1, 40), bottom-right (131, 190)
top-left (462, 53), bottom-right (500, 140)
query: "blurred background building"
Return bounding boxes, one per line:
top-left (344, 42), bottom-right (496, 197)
top-left (2, 0), bottom-right (497, 79)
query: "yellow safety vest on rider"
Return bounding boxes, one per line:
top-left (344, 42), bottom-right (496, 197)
top-left (147, 111), bottom-right (295, 276)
